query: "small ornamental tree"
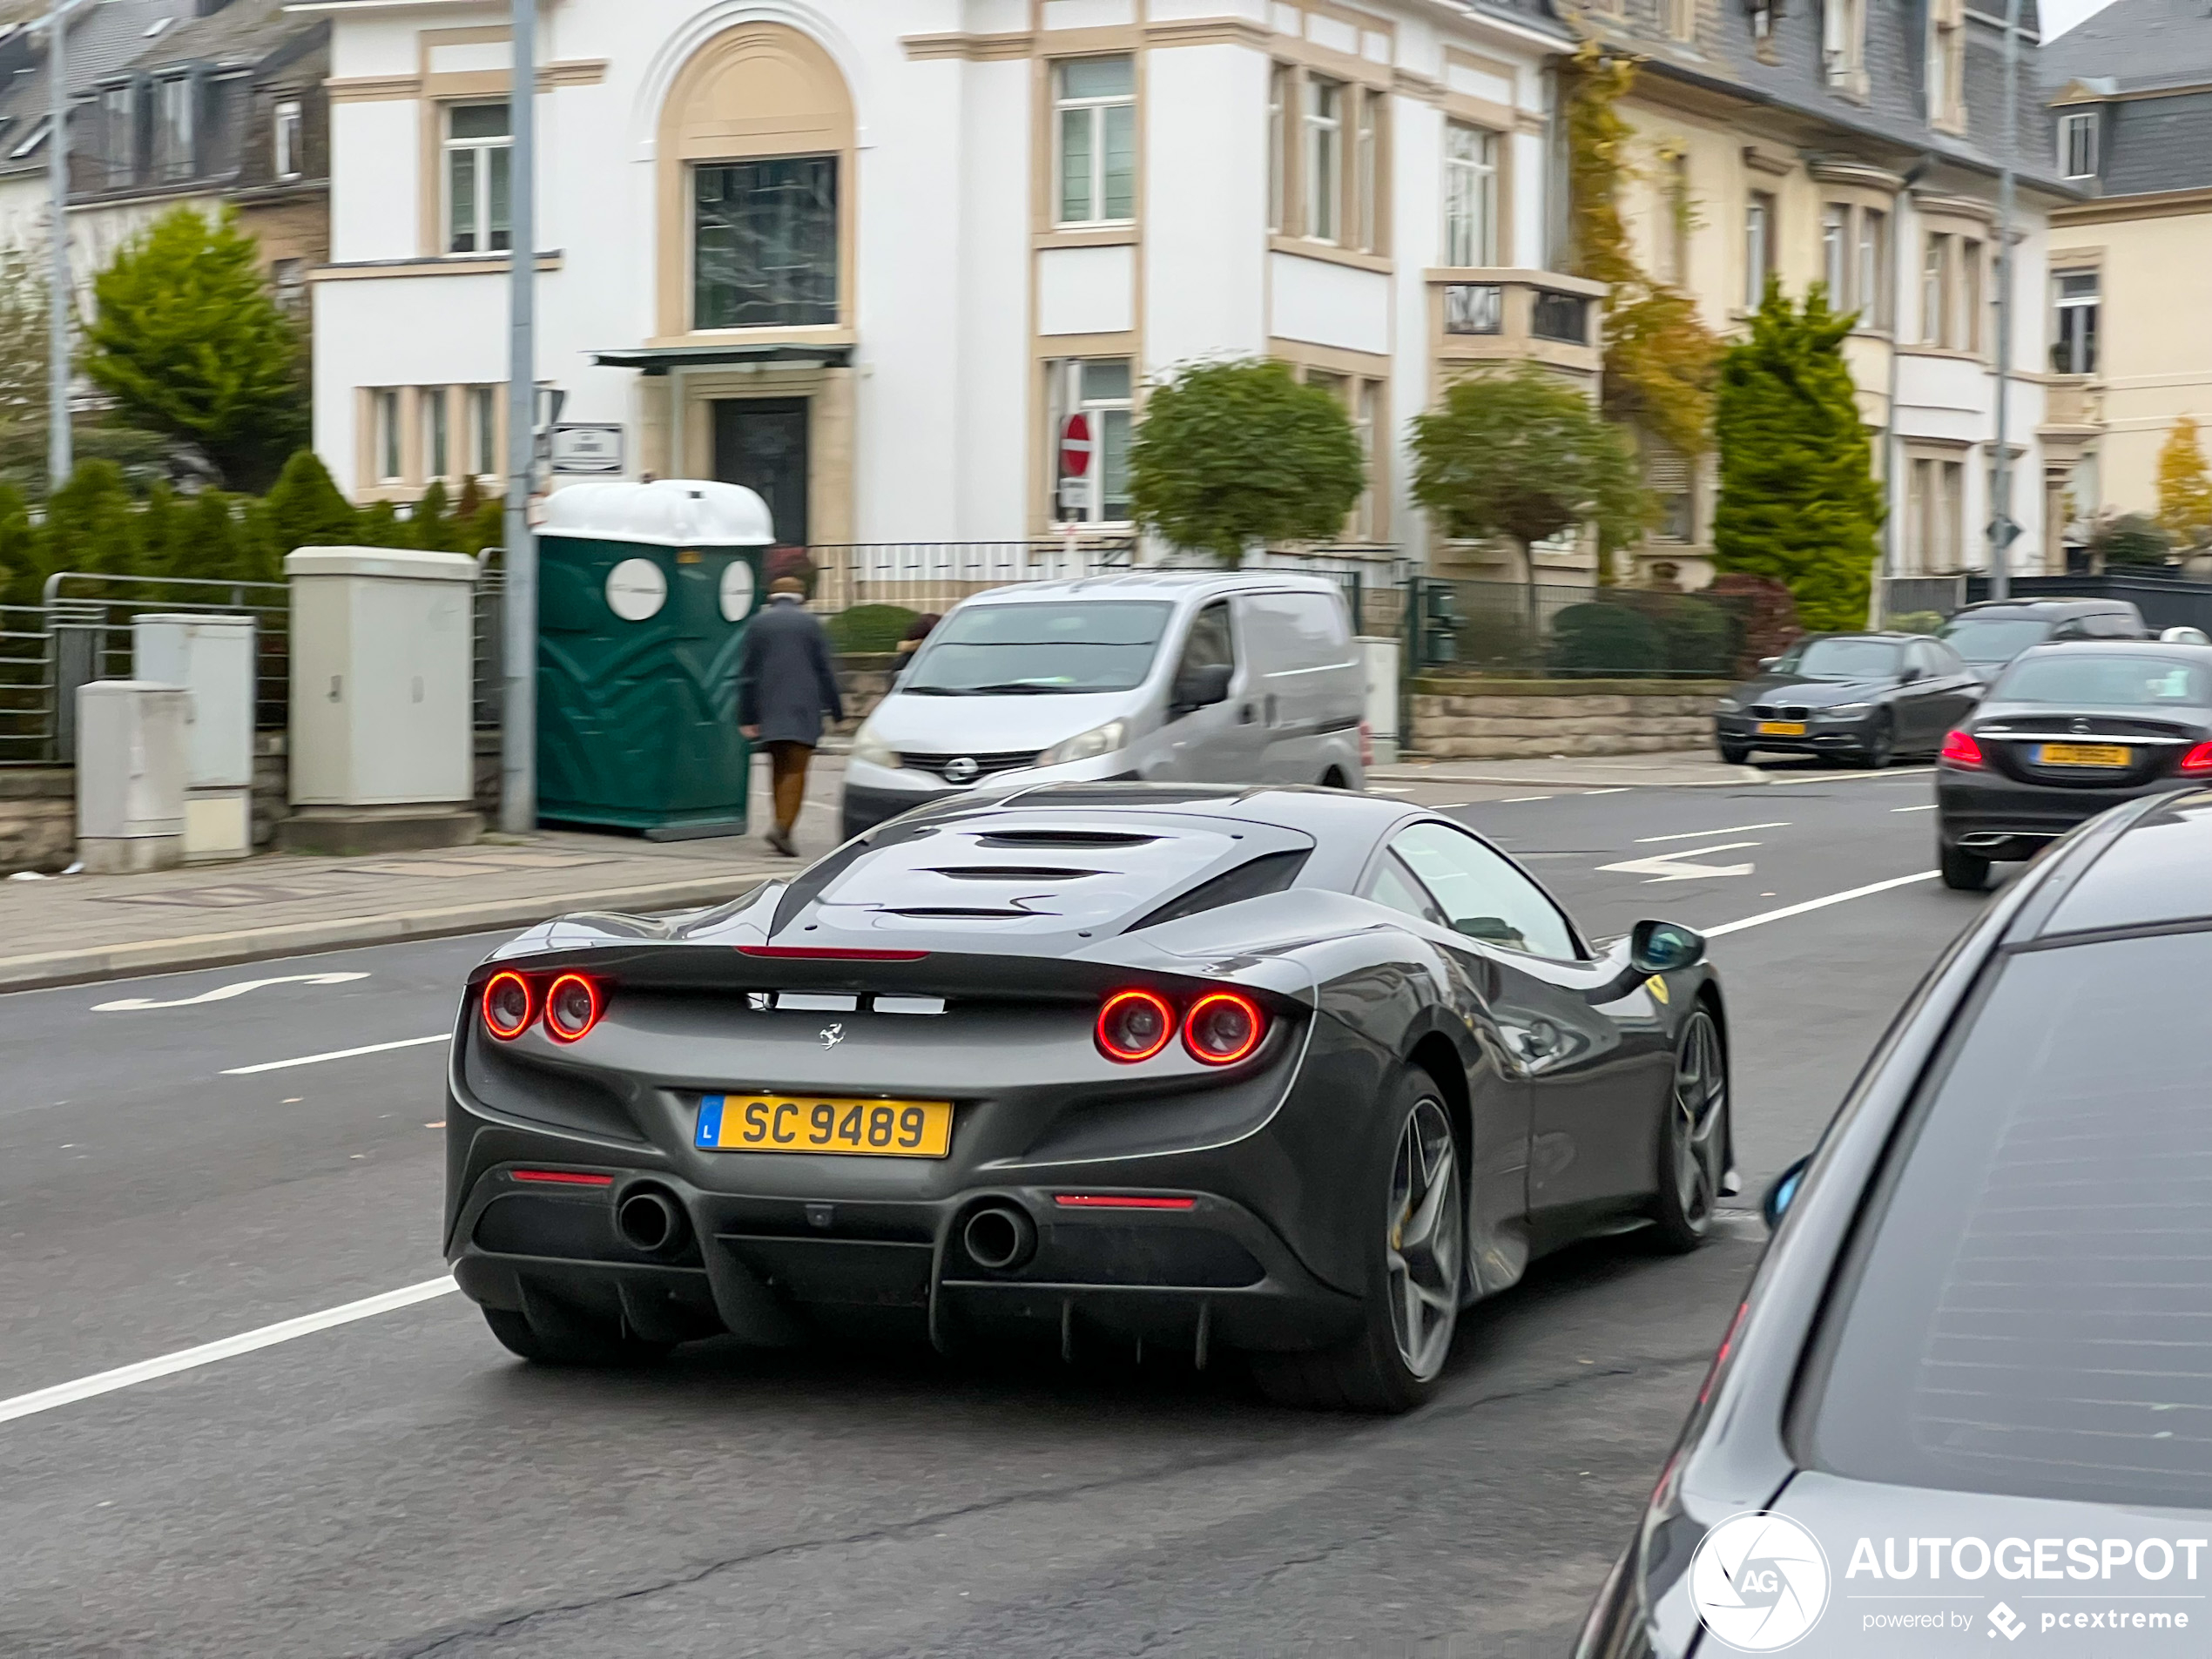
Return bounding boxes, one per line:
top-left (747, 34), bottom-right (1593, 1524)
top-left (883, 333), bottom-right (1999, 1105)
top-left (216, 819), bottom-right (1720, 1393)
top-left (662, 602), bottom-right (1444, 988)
top-left (263, 448), bottom-right (360, 553)
top-left (2156, 415), bottom-right (2212, 552)
top-left (2091, 509), bottom-right (2174, 569)
top-left (1128, 358), bottom-right (1366, 566)
top-left (1712, 283), bottom-right (1884, 631)
top-left (1408, 362), bottom-right (1649, 597)
top-left (42, 461), bottom-right (144, 579)
top-left (80, 206), bottom-right (307, 490)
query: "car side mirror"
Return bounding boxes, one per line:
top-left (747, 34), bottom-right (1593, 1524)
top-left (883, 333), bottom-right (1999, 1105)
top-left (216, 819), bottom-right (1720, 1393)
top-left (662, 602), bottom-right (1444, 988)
top-left (1171, 661), bottom-right (1233, 712)
top-left (1898, 664), bottom-right (1922, 685)
top-left (1764, 1153), bottom-right (1811, 1230)
top-left (1757, 656), bottom-right (1778, 671)
top-left (1630, 919), bottom-right (1705, 974)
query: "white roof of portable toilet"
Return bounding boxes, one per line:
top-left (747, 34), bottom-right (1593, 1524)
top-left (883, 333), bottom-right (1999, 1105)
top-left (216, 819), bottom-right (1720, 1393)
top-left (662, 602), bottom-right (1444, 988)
top-left (538, 480), bottom-right (775, 548)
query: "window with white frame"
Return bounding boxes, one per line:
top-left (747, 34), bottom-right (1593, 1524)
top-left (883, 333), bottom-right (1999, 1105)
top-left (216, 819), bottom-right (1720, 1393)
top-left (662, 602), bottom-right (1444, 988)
top-left (469, 385), bottom-right (499, 477)
top-left (2052, 270), bottom-right (2098, 375)
top-left (1821, 203), bottom-right (1849, 307)
top-left (1922, 233), bottom-right (1953, 347)
top-left (1352, 91), bottom-right (1379, 252)
top-left (1665, 0), bottom-right (1695, 40)
top-left (1744, 191), bottom-right (1776, 308)
top-left (1926, 0), bottom-right (1965, 130)
top-left (1656, 151), bottom-right (1689, 285)
top-left (1304, 76), bottom-right (1342, 242)
top-left (1054, 57), bottom-right (1135, 226)
top-left (444, 102), bottom-right (510, 254)
top-left (273, 98), bottom-right (301, 182)
top-left (1822, 0), bottom-right (1865, 91)
top-left (1356, 381), bottom-right (1382, 542)
top-left (1961, 237), bottom-right (1984, 354)
top-left (273, 258), bottom-right (305, 315)
top-left (373, 388), bottom-right (402, 482)
top-left (154, 75), bottom-right (193, 182)
top-left (1857, 206), bottom-right (1890, 328)
top-left (99, 86), bottom-right (132, 187)
top-left (2059, 111), bottom-right (2097, 179)
top-left (421, 388), bottom-right (450, 482)
top-left (1443, 122), bottom-right (1498, 267)
top-left (1907, 455), bottom-right (1965, 571)
top-left (1050, 359), bottom-right (1134, 525)
top-left (1267, 64), bottom-right (1288, 233)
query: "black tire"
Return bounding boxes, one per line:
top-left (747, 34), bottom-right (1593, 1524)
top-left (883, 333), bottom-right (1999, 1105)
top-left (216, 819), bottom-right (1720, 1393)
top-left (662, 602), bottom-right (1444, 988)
top-left (1650, 1008), bottom-right (1728, 1254)
top-left (482, 1300), bottom-right (673, 1368)
top-left (1852, 715), bottom-right (1895, 770)
top-left (1939, 840), bottom-right (1991, 892)
top-left (1251, 1071), bottom-right (1463, 1413)
top-left (1716, 739), bottom-right (1753, 765)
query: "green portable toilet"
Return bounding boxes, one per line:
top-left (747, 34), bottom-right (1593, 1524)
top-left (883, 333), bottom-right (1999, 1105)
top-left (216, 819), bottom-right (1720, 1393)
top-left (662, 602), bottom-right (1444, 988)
top-left (535, 479), bottom-right (772, 838)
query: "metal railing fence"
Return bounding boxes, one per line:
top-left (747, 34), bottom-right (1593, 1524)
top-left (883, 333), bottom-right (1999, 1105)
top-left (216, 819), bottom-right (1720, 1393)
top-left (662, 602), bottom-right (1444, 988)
top-left (1408, 578), bottom-right (1752, 680)
top-left (1876, 575), bottom-right (1968, 627)
top-left (0, 604), bottom-right (51, 765)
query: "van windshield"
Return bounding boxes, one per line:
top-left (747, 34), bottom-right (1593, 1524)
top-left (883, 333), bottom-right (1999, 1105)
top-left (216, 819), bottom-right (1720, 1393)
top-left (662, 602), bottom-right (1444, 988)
top-left (902, 601), bottom-right (1175, 695)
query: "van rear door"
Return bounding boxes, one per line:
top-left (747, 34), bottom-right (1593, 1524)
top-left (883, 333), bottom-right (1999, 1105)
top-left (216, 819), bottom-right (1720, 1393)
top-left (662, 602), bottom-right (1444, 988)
top-left (1236, 589), bottom-right (1363, 783)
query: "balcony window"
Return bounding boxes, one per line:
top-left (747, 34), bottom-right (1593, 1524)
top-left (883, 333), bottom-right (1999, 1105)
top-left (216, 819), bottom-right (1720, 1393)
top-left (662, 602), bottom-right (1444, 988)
top-left (2059, 111), bottom-right (2097, 179)
top-left (692, 156), bottom-right (839, 329)
top-left (1444, 283), bottom-right (1503, 334)
top-left (1050, 359), bottom-right (1133, 525)
top-left (1922, 234), bottom-right (1952, 347)
top-left (1303, 77), bottom-right (1341, 242)
top-left (2052, 270), bottom-right (2098, 375)
top-left (1531, 290), bottom-right (1589, 345)
top-left (1443, 123), bottom-right (1497, 267)
top-left (1821, 203), bottom-right (1849, 307)
top-left (444, 102), bottom-right (510, 254)
top-left (1054, 57), bottom-right (1135, 226)
top-left (1857, 207), bottom-right (1891, 328)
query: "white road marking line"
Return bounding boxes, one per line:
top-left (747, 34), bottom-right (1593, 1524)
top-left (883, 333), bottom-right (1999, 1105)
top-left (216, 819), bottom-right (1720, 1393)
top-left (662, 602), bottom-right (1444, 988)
top-left (93, 972), bottom-right (370, 1013)
top-left (1891, 803), bottom-right (1938, 813)
top-left (1598, 841), bottom-right (1762, 881)
top-left (221, 1034), bottom-right (448, 1076)
top-left (1500, 795), bottom-right (1553, 802)
top-left (1634, 820), bottom-right (1791, 844)
top-left (1582, 787), bottom-right (1630, 795)
top-left (0, 1278), bottom-right (460, 1428)
top-left (1366, 786), bottom-right (1413, 794)
top-left (1703, 871), bottom-right (1939, 937)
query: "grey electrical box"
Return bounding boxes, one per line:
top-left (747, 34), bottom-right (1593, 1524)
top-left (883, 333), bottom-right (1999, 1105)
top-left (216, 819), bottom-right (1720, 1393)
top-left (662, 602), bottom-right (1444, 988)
top-left (77, 680), bottom-right (188, 874)
top-left (280, 547), bottom-right (481, 854)
top-left (133, 612), bottom-right (255, 861)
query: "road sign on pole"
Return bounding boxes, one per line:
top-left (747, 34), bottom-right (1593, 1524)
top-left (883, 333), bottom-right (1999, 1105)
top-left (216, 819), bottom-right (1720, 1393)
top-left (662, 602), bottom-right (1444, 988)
top-left (1059, 413), bottom-right (1092, 478)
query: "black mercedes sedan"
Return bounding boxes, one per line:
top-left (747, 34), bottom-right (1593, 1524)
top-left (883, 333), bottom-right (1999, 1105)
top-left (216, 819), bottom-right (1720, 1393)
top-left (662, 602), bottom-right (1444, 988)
top-left (442, 785), bottom-right (1732, 1413)
top-left (1935, 641), bottom-right (2212, 889)
top-left (1713, 633), bottom-right (1980, 767)
top-left (1578, 792), bottom-right (2212, 1659)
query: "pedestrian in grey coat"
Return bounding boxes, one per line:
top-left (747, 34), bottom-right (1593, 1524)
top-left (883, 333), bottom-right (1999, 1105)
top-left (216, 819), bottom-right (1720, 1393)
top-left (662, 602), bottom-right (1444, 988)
top-left (737, 577), bottom-right (845, 856)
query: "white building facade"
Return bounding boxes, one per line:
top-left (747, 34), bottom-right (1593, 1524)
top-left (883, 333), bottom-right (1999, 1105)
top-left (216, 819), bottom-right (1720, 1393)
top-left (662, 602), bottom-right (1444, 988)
top-left (311, 0), bottom-right (1595, 567)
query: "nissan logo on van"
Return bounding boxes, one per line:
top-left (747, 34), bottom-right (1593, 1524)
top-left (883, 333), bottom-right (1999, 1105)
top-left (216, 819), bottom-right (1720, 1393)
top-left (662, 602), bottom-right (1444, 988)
top-left (943, 757), bottom-right (980, 785)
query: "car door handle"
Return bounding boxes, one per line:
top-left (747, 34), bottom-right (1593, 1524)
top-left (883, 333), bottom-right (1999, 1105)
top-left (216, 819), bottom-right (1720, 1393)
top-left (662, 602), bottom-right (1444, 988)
top-left (1239, 703), bottom-right (1258, 725)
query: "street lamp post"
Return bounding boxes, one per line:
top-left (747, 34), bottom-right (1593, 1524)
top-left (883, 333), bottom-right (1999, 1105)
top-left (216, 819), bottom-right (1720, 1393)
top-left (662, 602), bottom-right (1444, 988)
top-left (500, 0), bottom-right (538, 833)
top-left (45, 0), bottom-right (80, 492)
top-left (1988, 0), bottom-right (2023, 602)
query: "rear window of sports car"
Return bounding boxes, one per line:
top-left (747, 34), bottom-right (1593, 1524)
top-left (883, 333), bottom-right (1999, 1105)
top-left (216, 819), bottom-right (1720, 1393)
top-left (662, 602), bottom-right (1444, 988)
top-left (1799, 930), bottom-right (2212, 1508)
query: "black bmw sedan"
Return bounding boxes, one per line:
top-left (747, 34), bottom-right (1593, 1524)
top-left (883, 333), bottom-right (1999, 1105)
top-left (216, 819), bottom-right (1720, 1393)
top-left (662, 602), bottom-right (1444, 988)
top-left (1714, 633), bottom-right (1980, 767)
top-left (1578, 792), bottom-right (2212, 1658)
top-left (1935, 641), bottom-right (2212, 889)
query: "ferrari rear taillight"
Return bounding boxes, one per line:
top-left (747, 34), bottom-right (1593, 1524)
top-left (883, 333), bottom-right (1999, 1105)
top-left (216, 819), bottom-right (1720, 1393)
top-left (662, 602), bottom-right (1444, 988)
top-left (1939, 729), bottom-right (1985, 769)
top-left (482, 971), bottom-right (534, 1041)
top-left (543, 974), bottom-right (603, 1043)
top-left (2182, 742), bottom-right (2212, 777)
top-left (1096, 988), bottom-right (1175, 1062)
top-left (1183, 991), bottom-right (1265, 1066)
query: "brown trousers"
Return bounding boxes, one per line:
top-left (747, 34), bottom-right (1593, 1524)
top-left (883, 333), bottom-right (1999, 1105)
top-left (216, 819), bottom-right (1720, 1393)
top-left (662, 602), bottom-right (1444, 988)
top-left (765, 740), bottom-right (813, 834)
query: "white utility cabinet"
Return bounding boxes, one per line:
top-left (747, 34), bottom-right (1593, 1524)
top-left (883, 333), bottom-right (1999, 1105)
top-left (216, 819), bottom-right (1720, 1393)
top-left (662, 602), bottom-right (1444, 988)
top-left (286, 548), bottom-right (476, 807)
top-left (77, 680), bottom-right (189, 873)
top-left (133, 612), bottom-right (255, 861)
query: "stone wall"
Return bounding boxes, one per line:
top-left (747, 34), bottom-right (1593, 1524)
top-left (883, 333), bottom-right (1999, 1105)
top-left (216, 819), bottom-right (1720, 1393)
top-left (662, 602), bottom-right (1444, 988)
top-left (1410, 678), bottom-right (1729, 759)
top-left (0, 770), bottom-right (73, 873)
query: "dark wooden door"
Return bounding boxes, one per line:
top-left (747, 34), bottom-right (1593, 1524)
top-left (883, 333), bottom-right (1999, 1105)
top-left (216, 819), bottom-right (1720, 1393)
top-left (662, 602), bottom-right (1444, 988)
top-left (711, 397), bottom-right (810, 547)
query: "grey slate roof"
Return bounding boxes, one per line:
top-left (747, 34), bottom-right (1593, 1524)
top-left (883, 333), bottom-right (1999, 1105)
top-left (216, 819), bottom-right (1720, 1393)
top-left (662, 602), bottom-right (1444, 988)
top-left (2040, 0), bottom-right (2212, 195)
top-left (0, 0), bottom-right (191, 127)
top-left (118, 0), bottom-right (315, 76)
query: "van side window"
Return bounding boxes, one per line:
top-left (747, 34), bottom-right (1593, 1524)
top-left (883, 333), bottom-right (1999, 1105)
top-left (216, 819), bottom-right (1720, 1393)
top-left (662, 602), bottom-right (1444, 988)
top-left (1175, 603), bottom-right (1235, 679)
top-left (1242, 590), bottom-right (1351, 663)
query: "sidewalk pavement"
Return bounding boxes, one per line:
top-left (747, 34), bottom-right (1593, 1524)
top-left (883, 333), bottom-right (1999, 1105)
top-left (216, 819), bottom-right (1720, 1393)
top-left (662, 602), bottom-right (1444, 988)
top-left (1369, 748), bottom-right (1929, 790)
top-left (0, 753), bottom-right (851, 995)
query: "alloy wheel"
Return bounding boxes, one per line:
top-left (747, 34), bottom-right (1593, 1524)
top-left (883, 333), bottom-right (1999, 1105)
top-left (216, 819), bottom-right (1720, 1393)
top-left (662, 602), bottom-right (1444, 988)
top-left (1670, 1011), bottom-right (1727, 1233)
top-left (1386, 1097), bottom-right (1461, 1380)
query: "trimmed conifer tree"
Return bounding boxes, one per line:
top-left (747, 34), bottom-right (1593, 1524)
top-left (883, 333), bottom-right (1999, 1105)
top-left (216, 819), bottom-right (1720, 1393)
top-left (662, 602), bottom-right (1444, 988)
top-left (42, 461), bottom-right (143, 579)
top-left (263, 449), bottom-right (359, 555)
top-left (1712, 283), bottom-right (1884, 632)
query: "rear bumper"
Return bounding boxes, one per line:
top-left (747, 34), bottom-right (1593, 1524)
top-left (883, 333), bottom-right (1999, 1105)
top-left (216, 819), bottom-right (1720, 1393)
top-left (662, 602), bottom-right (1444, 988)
top-left (449, 1161), bottom-right (1361, 1355)
top-left (1936, 767), bottom-right (2195, 857)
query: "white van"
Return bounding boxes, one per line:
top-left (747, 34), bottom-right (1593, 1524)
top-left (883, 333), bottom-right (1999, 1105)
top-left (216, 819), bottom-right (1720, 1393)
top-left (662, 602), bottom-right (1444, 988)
top-left (839, 572), bottom-right (1368, 839)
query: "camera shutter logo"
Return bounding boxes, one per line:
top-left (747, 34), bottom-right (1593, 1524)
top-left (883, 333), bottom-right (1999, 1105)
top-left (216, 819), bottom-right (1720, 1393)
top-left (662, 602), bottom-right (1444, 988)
top-left (1689, 1512), bottom-right (1831, 1651)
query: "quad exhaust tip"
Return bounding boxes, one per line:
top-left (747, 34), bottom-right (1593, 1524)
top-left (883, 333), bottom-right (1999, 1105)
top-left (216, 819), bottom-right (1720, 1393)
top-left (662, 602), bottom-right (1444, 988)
top-left (616, 1186), bottom-right (687, 1256)
top-left (962, 1204), bottom-right (1037, 1271)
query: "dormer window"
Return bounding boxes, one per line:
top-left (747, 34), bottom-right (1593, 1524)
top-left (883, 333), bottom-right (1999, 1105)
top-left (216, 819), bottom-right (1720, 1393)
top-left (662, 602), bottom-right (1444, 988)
top-left (2059, 111), bottom-right (2098, 179)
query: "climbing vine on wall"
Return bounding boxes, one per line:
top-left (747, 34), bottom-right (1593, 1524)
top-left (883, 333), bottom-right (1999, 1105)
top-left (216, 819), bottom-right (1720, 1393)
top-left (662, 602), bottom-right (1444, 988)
top-left (1563, 41), bottom-right (1723, 463)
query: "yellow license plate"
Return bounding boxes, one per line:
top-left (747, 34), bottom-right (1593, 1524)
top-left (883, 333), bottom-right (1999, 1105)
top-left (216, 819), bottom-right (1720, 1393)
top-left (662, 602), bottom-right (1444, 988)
top-left (1757, 720), bottom-right (1807, 736)
top-left (2037, 742), bottom-right (2132, 768)
top-left (695, 1094), bottom-right (954, 1158)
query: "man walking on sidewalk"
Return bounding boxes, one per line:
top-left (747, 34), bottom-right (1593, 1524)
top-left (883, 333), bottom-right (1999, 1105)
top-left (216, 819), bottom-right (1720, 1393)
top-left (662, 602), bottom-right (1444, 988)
top-left (737, 577), bottom-right (845, 857)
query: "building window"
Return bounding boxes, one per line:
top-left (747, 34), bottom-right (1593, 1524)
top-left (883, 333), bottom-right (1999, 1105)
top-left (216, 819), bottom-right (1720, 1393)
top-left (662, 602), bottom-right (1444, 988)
top-left (1054, 57), bottom-right (1135, 226)
top-left (1744, 191), bottom-right (1776, 308)
top-left (1443, 123), bottom-right (1498, 267)
top-left (1656, 151), bottom-right (1690, 286)
top-left (421, 388), bottom-right (450, 482)
top-left (1352, 91), bottom-right (1379, 253)
top-left (273, 257), bottom-right (306, 315)
top-left (1961, 237), bottom-right (1984, 354)
top-left (1926, 0), bottom-right (1964, 130)
top-left (1857, 206), bottom-right (1890, 328)
top-left (1050, 359), bottom-right (1133, 525)
top-left (1922, 233), bottom-right (1953, 347)
top-left (1267, 64), bottom-right (1288, 233)
top-left (374, 388), bottom-right (402, 483)
top-left (1356, 381), bottom-right (1381, 541)
top-left (444, 102), bottom-right (510, 254)
top-left (1304, 76), bottom-right (1341, 242)
top-left (1908, 455), bottom-right (1966, 572)
top-left (1822, 0), bottom-right (1865, 91)
top-left (154, 76), bottom-right (193, 183)
top-left (100, 85), bottom-right (133, 188)
top-left (469, 385), bottom-right (500, 477)
top-left (273, 99), bottom-right (302, 182)
top-left (2059, 111), bottom-right (2097, 179)
top-left (692, 157), bottom-right (839, 329)
top-left (1821, 203), bottom-right (1849, 307)
top-left (2052, 270), bottom-right (2099, 374)
top-left (1666, 0), bottom-right (1696, 40)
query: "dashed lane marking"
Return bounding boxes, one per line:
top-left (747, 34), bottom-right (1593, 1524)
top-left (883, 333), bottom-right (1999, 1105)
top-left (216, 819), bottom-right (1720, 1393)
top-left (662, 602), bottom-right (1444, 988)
top-left (221, 1035), bottom-right (448, 1076)
top-left (1633, 821), bottom-right (1790, 844)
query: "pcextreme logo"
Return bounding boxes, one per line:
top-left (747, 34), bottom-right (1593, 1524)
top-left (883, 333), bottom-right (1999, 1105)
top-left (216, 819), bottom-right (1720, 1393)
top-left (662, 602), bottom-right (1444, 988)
top-left (1691, 1511), bottom-right (1832, 1652)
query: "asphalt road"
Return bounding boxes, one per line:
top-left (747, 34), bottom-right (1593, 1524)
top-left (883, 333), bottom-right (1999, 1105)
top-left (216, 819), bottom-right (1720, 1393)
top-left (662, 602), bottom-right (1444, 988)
top-left (0, 763), bottom-right (1993, 1658)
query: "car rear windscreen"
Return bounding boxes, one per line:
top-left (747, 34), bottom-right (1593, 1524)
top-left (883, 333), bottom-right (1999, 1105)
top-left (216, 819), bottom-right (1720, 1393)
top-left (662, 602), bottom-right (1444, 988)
top-left (1803, 931), bottom-right (2212, 1507)
top-left (902, 601), bottom-right (1173, 695)
top-left (1992, 653), bottom-right (2210, 708)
